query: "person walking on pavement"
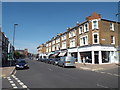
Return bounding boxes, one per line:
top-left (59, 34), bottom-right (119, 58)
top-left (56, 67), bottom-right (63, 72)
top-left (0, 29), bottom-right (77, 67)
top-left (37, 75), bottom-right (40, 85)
top-left (83, 57), bottom-right (86, 65)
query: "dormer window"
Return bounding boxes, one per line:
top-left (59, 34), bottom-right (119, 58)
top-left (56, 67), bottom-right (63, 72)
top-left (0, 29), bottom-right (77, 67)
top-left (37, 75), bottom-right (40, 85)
top-left (92, 19), bottom-right (99, 30)
top-left (110, 23), bottom-right (114, 31)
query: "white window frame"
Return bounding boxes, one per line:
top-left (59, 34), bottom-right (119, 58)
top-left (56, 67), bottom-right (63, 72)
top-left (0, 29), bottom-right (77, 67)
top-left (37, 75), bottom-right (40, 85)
top-left (62, 41), bottom-right (66, 49)
top-left (92, 19), bottom-right (99, 30)
top-left (70, 38), bottom-right (75, 48)
top-left (52, 40), bottom-right (55, 45)
top-left (52, 45), bottom-right (55, 51)
top-left (110, 23), bottom-right (114, 31)
top-left (92, 33), bottom-right (99, 44)
top-left (49, 43), bottom-right (51, 46)
top-left (56, 38), bottom-right (60, 43)
top-left (56, 44), bottom-right (60, 50)
top-left (79, 26), bottom-right (83, 34)
top-left (62, 34), bottom-right (66, 41)
top-left (49, 47), bottom-right (51, 52)
top-left (69, 30), bottom-right (76, 38)
top-left (80, 35), bottom-right (88, 46)
top-left (84, 23), bottom-right (89, 32)
top-left (111, 36), bottom-right (115, 44)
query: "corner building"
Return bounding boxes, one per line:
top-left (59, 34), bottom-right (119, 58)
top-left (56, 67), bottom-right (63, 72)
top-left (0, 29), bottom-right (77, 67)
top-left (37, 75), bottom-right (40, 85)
top-left (38, 12), bottom-right (120, 64)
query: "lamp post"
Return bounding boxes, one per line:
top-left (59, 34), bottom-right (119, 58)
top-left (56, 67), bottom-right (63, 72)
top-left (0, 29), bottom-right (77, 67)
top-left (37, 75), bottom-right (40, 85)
top-left (115, 13), bottom-right (120, 64)
top-left (11, 24), bottom-right (18, 66)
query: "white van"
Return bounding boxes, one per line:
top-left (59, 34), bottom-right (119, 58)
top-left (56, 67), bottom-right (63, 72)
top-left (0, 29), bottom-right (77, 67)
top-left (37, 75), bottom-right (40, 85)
top-left (58, 56), bottom-right (76, 67)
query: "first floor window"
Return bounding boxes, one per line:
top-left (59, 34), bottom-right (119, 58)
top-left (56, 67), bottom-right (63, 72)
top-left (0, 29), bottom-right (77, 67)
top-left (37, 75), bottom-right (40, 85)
top-left (93, 33), bottom-right (99, 44)
top-left (111, 36), bottom-right (115, 44)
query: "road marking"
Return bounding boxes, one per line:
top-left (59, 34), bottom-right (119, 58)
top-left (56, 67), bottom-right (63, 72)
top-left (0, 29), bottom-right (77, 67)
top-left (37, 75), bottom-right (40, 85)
top-left (17, 80), bottom-right (21, 83)
top-left (7, 77), bottom-right (10, 79)
top-left (12, 75), bottom-right (29, 89)
top-left (8, 78), bottom-right (12, 81)
top-left (19, 82), bottom-right (24, 85)
top-left (11, 83), bottom-right (16, 87)
top-left (15, 78), bottom-right (18, 80)
top-left (100, 72), bottom-right (105, 74)
top-left (97, 83), bottom-right (108, 88)
top-left (22, 85), bottom-right (27, 88)
top-left (10, 81), bottom-right (14, 83)
top-left (107, 73), bottom-right (113, 76)
top-left (13, 86), bottom-right (18, 88)
top-left (48, 68), bottom-right (53, 71)
top-left (113, 74), bottom-right (120, 77)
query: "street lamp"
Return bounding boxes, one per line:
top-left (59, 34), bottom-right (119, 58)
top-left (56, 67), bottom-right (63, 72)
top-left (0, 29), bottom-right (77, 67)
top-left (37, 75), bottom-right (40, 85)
top-left (11, 24), bottom-right (18, 66)
top-left (115, 13), bottom-right (120, 64)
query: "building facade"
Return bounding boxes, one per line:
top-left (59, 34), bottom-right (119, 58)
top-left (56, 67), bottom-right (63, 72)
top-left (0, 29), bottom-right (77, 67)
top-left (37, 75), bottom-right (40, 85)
top-left (37, 12), bottom-right (120, 64)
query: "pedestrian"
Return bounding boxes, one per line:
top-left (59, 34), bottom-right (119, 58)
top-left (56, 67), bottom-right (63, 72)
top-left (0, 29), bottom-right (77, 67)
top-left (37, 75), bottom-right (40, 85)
top-left (83, 57), bottom-right (86, 65)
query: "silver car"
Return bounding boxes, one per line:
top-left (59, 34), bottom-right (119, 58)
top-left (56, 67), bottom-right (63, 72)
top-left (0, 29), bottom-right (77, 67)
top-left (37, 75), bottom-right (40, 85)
top-left (58, 56), bottom-right (75, 67)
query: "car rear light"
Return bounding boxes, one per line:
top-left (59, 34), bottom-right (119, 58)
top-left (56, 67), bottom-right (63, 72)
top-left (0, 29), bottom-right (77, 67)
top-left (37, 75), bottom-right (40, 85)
top-left (65, 61), bottom-right (70, 63)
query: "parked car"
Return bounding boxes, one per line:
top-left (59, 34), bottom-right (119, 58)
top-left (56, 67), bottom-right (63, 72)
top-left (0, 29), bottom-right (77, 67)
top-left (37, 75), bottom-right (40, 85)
top-left (58, 56), bottom-right (76, 68)
top-left (15, 59), bottom-right (29, 70)
top-left (51, 58), bottom-right (60, 65)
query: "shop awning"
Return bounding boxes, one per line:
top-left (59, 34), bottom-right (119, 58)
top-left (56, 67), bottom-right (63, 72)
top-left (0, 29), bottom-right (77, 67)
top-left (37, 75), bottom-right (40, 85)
top-left (58, 52), bottom-right (67, 56)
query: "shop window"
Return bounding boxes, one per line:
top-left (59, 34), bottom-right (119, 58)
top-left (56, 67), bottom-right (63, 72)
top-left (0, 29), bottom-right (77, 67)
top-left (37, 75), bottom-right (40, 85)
top-left (102, 51), bottom-right (110, 63)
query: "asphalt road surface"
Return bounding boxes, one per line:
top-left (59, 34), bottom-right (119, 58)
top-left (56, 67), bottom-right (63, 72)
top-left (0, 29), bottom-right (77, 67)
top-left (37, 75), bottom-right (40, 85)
top-left (2, 59), bottom-right (119, 89)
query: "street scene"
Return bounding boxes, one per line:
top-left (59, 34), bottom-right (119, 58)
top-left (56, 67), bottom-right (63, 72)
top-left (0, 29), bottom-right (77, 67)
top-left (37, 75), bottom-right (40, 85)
top-left (0, 1), bottom-right (120, 90)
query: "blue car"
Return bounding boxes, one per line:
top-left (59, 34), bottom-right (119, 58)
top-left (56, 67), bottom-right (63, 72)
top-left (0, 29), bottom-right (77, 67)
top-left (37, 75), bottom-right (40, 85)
top-left (15, 59), bottom-right (29, 70)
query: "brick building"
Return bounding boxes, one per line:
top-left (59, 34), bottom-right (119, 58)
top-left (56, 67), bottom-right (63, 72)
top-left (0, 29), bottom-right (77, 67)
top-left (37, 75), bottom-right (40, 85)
top-left (37, 12), bottom-right (120, 64)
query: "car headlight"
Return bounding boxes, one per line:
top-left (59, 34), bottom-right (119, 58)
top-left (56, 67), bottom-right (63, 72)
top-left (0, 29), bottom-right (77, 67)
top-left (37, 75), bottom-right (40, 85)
top-left (16, 65), bottom-right (19, 67)
top-left (24, 64), bottom-right (28, 66)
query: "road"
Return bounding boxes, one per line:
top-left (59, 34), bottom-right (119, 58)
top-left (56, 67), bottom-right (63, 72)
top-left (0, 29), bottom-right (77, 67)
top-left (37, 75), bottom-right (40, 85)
top-left (2, 59), bottom-right (119, 89)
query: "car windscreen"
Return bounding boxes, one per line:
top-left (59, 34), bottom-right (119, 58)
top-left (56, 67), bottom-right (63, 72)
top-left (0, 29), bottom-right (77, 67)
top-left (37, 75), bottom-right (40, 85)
top-left (17, 60), bottom-right (26, 64)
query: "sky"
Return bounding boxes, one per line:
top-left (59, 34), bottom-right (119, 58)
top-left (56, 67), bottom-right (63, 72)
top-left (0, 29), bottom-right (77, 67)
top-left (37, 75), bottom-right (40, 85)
top-left (2, 2), bottom-right (118, 54)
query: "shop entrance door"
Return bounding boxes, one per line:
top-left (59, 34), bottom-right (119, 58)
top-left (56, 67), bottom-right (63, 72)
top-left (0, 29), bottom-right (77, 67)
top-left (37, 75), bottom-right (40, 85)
top-left (94, 51), bottom-right (99, 64)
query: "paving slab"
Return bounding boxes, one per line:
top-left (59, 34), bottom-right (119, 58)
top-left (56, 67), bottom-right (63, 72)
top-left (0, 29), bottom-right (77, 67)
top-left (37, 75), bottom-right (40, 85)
top-left (75, 63), bottom-right (119, 71)
top-left (1, 66), bottom-right (15, 78)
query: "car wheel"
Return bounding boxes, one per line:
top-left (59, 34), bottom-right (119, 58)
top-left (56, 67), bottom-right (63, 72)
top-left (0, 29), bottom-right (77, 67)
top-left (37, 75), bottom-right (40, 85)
top-left (62, 64), bottom-right (65, 68)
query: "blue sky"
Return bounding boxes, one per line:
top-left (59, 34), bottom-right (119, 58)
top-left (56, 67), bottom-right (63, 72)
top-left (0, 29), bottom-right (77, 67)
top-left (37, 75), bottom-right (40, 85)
top-left (2, 2), bottom-right (118, 54)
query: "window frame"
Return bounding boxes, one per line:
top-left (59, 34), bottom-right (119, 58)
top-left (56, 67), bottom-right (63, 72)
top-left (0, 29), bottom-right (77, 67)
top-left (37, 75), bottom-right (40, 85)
top-left (92, 33), bottom-right (99, 44)
top-left (92, 19), bottom-right (99, 30)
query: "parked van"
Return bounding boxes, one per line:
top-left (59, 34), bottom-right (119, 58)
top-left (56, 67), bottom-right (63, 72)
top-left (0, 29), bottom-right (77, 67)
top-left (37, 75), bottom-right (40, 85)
top-left (58, 56), bottom-right (76, 67)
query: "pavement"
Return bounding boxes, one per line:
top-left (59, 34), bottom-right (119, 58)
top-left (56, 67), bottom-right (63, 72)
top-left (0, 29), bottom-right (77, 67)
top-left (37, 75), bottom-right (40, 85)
top-left (0, 66), bottom-right (15, 78)
top-left (75, 62), bottom-right (119, 71)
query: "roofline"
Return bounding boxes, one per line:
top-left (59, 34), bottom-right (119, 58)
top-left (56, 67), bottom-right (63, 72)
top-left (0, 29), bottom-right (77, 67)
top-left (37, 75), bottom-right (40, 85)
top-left (101, 19), bottom-right (120, 24)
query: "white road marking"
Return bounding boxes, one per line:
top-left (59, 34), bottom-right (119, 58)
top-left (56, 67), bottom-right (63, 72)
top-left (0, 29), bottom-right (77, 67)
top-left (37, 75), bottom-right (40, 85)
top-left (113, 74), bottom-right (119, 77)
top-left (11, 83), bottom-right (16, 87)
top-left (13, 86), bottom-right (18, 88)
top-left (12, 75), bottom-right (29, 89)
top-left (97, 83), bottom-right (108, 88)
top-left (107, 73), bottom-right (113, 75)
top-left (7, 77), bottom-right (10, 79)
top-left (100, 72), bottom-right (105, 74)
top-left (17, 80), bottom-right (21, 83)
top-left (48, 68), bottom-right (53, 71)
top-left (10, 81), bottom-right (14, 83)
top-left (15, 78), bottom-right (18, 80)
top-left (8, 78), bottom-right (11, 81)
top-left (19, 82), bottom-right (24, 85)
top-left (22, 85), bottom-right (27, 88)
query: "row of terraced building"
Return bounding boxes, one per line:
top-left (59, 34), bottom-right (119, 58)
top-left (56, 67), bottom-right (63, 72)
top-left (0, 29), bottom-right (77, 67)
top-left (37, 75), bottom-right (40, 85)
top-left (37, 12), bottom-right (120, 64)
